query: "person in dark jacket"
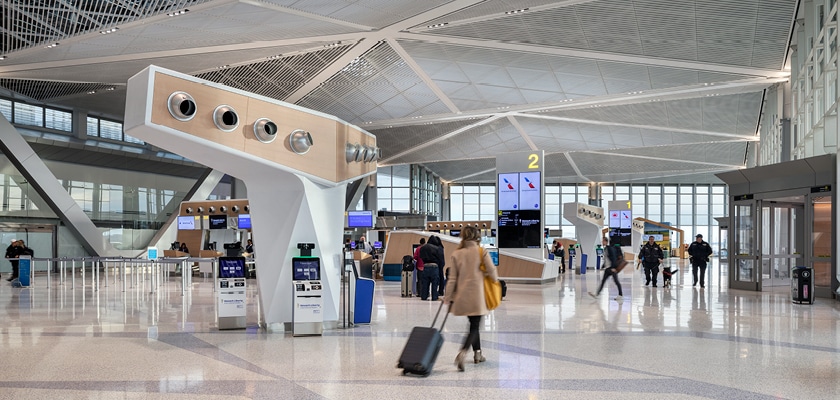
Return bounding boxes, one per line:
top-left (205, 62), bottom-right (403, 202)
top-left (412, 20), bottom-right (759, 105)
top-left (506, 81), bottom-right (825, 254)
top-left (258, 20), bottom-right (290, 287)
top-left (430, 235), bottom-right (447, 296)
top-left (552, 241), bottom-right (566, 273)
top-left (4, 239), bottom-right (19, 280)
top-left (418, 235), bottom-right (445, 301)
top-left (638, 236), bottom-right (664, 287)
top-left (589, 237), bottom-right (624, 303)
top-left (413, 238), bottom-right (427, 298)
top-left (687, 234), bottom-right (714, 288)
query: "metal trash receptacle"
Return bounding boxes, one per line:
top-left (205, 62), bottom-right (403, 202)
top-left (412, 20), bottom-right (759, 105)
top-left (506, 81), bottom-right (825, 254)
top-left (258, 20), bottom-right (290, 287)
top-left (791, 266), bottom-right (814, 304)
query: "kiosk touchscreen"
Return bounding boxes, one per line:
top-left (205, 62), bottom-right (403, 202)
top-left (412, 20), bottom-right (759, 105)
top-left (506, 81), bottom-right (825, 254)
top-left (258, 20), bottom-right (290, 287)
top-left (292, 257), bottom-right (323, 336)
top-left (217, 257), bottom-right (247, 330)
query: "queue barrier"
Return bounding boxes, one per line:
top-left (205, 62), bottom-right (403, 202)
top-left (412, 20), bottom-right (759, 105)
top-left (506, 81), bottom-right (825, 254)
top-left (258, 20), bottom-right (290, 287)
top-left (2, 256), bottom-right (254, 296)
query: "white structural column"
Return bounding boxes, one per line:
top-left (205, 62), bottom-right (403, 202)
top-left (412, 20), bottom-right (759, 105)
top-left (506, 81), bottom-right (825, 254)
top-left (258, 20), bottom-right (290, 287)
top-left (562, 202), bottom-right (604, 268)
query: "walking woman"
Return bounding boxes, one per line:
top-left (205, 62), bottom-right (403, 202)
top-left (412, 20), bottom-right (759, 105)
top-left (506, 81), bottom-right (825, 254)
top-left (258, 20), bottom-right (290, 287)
top-left (589, 236), bottom-right (624, 303)
top-left (446, 226), bottom-right (498, 371)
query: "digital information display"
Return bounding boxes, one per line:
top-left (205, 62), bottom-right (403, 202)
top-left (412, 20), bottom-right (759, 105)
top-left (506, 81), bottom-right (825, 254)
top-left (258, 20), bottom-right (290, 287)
top-left (609, 211), bottom-right (620, 228)
top-left (347, 211), bottom-right (374, 228)
top-left (497, 209), bottom-right (542, 248)
top-left (519, 172), bottom-right (540, 210)
top-left (620, 210), bottom-right (632, 228)
top-left (498, 173), bottom-right (519, 210)
top-left (177, 215), bottom-right (196, 230)
top-left (219, 257), bottom-right (246, 278)
top-left (237, 214), bottom-right (252, 229)
top-left (208, 215), bottom-right (227, 229)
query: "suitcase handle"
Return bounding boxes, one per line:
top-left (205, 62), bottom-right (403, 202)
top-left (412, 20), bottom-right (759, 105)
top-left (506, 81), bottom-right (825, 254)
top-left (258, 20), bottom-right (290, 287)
top-left (430, 301), bottom-right (451, 330)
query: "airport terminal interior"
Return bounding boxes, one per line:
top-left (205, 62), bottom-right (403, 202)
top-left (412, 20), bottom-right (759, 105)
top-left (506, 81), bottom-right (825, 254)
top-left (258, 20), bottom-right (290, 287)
top-left (1, 0), bottom-right (839, 398)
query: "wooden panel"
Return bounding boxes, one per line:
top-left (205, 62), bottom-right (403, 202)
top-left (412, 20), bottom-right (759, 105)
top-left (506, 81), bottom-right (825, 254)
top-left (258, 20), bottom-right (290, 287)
top-left (149, 71), bottom-right (375, 183)
top-left (383, 231), bottom-right (459, 269)
top-left (175, 229), bottom-right (202, 256)
top-left (497, 254), bottom-right (545, 278)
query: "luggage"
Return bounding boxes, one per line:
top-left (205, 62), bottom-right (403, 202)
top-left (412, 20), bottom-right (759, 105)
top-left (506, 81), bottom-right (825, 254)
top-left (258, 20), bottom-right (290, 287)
top-left (500, 279), bottom-right (507, 299)
top-left (397, 301), bottom-right (449, 376)
top-left (402, 255), bottom-right (415, 271)
top-left (401, 270), bottom-right (413, 297)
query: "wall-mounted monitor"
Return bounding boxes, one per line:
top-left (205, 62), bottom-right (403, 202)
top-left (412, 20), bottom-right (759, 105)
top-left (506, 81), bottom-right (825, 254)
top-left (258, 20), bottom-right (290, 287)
top-left (373, 241), bottom-right (382, 249)
top-left (218, 256), bottom-right (246, 278)
top-left (238, 214), bottom-right (252, 229)
top-left (208, 215), bottom-right (227, 229)
top-left (292, 257), bottom-right (321, 281)
top-left (449, 230), bottom-right (461, 237)
top-left (347, 210), bottom-right (374, 228)
top-left (177, 216), bottom-right (196, 230)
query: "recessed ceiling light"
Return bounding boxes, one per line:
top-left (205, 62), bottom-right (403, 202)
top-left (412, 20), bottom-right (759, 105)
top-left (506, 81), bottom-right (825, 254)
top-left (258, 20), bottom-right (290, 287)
top-left (45, 43), bottom-right (59, 48)
top-left (0, 55), bottom-right (6, 60)
top-left (167, 9), bottom-right (189, 17)
top-left (100, 27), bottom-right (119, 34)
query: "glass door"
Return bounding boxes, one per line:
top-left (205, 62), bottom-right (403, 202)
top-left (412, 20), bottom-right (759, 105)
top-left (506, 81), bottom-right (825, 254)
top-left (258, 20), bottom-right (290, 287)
top-left (731, 200), bottom-right (760, 290)
top-left (760, 204), bottom-right (804, 288)
top-left (809, 193), bottom-right (833, 297)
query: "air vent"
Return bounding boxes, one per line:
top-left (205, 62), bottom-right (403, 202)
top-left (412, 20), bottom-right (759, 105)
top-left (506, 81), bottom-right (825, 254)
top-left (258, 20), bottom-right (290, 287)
top-left (167, 92), bottom-right (196, 121)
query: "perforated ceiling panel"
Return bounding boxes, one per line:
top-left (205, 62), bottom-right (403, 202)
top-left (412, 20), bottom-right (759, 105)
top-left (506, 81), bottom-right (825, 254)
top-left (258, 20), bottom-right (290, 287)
top-left (262, 0), bottom-right (452, 28)
top-left (297, 42), bottom-right (452, 124)
top-left (544, 153), bottom-right (579, 179)
top-left (609, 141), bottom-right (749, 166)
top-left (540, 92), bottom-right (763, 135)
top-left (420, 158), bottom-right (497, 182)
top-left (371, 119), bottom-right (486, 160)
top-left (419, 0), bottom-right (564, 27)
top-left (3, 1), bottom-right (362, 65)
top-left (426, 0), bottom-right (795, 69)
top-left (391, 118), bottom-right (529, 164)
top-left (195, 45), bottom-right (353, 102)
top-left (0, 79), bottom-right (114, 102)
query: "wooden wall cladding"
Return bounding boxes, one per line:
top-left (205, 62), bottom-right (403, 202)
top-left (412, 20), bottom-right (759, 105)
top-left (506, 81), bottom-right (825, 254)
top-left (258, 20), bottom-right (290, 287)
top-left (149, 72), bottom-right (376, 183)
top-left (179, 199), bottom-right (250, 217)
top-left (497, 254), bottom-right (546, 278)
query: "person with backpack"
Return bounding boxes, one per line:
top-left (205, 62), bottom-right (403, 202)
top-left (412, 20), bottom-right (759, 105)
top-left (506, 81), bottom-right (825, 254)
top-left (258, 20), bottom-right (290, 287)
top-left (638, 236), bottom-right (664, 287)
top-left (589, 236), bottom-right (624, 303)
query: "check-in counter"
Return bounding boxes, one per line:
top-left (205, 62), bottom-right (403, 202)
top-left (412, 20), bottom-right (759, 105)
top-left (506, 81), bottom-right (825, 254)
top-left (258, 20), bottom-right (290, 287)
top-left (351, 251), bottom-right (374, 279)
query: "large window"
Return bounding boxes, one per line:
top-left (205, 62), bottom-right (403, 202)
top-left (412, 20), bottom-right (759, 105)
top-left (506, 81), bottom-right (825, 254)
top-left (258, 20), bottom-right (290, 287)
top-left (377, 165), bottom-right (440, 215)
top-left (448, 183), bottom-right (728, 249)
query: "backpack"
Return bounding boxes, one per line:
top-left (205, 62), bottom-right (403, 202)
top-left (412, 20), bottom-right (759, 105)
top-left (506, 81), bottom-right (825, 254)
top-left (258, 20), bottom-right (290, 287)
top-left (401, 255), bottom-right (415, 271)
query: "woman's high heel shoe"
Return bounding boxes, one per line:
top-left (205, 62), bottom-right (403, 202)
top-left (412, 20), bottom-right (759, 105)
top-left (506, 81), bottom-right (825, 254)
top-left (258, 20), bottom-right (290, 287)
top-left (474, 350), bottom-right (486, 363)
top-left (455, 350), bottom-right (467, 371)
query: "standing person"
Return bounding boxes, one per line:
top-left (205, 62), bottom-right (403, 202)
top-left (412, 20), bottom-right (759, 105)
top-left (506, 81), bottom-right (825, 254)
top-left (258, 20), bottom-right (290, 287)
top-left (552, 241), bottom-right (566, 273)
top-left (6, 239), bottom-right (23, 281)
top-left (447, 226), bottom-right (497, 372)
top-left (359, 236), bottom-right (373, 254)
top-left (638, 236), bottom-right (664, 287)
top-left (687, 234), bottom-right (713, 288)
top-left (418, 235), bottom-right (445, 301)
top-left (431, 235), bottom-right (447, 297)
top-left (245, 239), bottom-right (254, 256)
top-left (413, 238), bottom-right (426, 298)
top-left (4, 239), bottom-right (19, 280)
top-left (589, 237), bottom-right (624, 303)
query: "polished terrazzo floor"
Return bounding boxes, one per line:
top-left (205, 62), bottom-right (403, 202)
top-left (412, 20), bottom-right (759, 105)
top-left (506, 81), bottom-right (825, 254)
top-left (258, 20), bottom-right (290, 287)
top-left (0, 259), bottom-right (838, 399)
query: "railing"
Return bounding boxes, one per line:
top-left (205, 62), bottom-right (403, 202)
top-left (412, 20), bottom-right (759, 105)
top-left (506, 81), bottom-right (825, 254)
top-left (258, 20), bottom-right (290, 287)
top-left (0, 256), bottom-right (252, 296)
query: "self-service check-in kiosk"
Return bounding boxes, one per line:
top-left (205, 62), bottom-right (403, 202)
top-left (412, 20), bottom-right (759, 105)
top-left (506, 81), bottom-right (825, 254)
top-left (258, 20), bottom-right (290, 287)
top-left (292, 253), bottom-right (323, 336)
top-left (217, 256), bottom-right (247, 330)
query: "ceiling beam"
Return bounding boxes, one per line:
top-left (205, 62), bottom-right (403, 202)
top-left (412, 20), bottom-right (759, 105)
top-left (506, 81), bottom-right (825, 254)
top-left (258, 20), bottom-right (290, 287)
top-left (396, 33), bottom-right (788, 77)
top-left (380, 115), bottom-right (499, 164)
top-left (581, 151), bottom-right (744, 169)
top-left (385, 38), bottom-right (460, 113)
top-left (506, 115), bottom-right (537, 151)
top-left (407, 0), bottom-right (602, 33)
top-left (564, 153), bottom-right (591, 182)
top-left (514, 113), bottom-right (759, 140)
top-left (385, 0), bottom-right (487, 33)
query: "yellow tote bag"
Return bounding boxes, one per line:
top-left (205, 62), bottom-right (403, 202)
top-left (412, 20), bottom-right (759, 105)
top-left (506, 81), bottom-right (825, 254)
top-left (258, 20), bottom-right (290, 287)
top-left (479, 247), bottom-right (502, 310)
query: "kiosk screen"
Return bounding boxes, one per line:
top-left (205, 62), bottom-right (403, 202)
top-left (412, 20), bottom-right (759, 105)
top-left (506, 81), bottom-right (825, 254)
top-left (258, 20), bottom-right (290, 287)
top-left (293, 257), bottom-right (321, 281)
top-left (219, 257), bottom-right (246, 278)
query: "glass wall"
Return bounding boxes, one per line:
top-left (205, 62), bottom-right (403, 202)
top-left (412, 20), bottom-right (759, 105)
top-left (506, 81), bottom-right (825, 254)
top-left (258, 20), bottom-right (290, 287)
top-left (449, 183), bottom-right (728, 250)
top-left (377, 165), bottom-right (441, 215)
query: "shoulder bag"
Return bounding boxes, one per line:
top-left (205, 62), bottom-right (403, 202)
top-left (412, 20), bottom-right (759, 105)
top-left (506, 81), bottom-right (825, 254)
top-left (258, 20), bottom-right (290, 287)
top-left (479, 246), bottom-right (502, 310)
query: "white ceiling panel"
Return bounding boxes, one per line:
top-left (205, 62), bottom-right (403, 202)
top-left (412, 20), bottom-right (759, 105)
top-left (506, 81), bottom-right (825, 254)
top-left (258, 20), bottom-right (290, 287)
top-left (0, 0), bottom-right (793, 185)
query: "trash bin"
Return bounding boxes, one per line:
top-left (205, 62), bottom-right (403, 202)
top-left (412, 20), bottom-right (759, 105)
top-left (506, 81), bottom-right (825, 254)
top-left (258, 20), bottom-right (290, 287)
top-left (791, 266), bottom-right (814, 304)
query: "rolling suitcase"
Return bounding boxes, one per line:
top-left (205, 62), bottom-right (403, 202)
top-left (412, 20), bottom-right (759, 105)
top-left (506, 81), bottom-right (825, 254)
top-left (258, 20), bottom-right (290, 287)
top-left (401, 270), bottom-right (413, 297)
top-left (397, 301), bottom-right (450, 376)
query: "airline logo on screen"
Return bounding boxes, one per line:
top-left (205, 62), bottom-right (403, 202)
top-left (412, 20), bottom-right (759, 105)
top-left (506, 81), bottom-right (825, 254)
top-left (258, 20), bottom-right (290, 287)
top-left (524, 176), bottom-right (535, 189)
top-left (503, 178), bottom-right (515, 190)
